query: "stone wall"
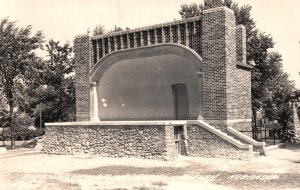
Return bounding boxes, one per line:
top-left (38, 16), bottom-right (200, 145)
top-left (187, 124), bottom-right (252, 159)
top-left (42, 123), bottom-right (177, 161)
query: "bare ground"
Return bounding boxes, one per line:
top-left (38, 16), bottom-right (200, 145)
top-left (0, 143), bottom-right (299, 190)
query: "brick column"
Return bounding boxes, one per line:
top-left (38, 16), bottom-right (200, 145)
top-left (154, 29), bottom-right (158, 44)
top-left (114, 36), bottom-right (118, 51)
top-left (236, 25), bottom-right (247, 64)
top-left (185, 23), bottom-right (189, 47)
top-left (197, 72), bottom-right (204, 120)
top-left (140, 31), bottom-right (144, 46)
top-left (74, 35), bottom-right (91, 121)
top-left (292, 104), bottom-right (300, 141)
top-left (202, 7), bottom-right (237, 126)
top-left (177, 25), bottom-right (181, 44)
top-left (133, 33), bottom-right (137, 47)
top-left (107, 37), bottom-right (111, 53)
top-left (147, 30), bottom-right (151, 46)
top-left (121, 35), bottom-right (125, 49)
top-left (126, 33), bottom-right (130, 48)
top-left (90, 82), bottom-right (100, 122)
top-left (101, 38), bottom-right (105, 56)
top-left (161, 27), bottom-right (165, 43)
top-left (95, 39), bottom-right (100, 63)
top-left (169, 26), bottom-right (173, 43)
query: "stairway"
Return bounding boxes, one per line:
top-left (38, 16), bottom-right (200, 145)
top-left (187, 120), bottom-right (265, 156)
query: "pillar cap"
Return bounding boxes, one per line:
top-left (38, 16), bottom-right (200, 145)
top-left (203, 6), bottom-right (234, 14)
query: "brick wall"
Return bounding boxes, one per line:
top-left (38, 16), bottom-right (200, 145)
top-left (202, 7), bottom-right (234, 121)
top-left (74, 35), bottom-right (91, 121)
top-left (201, 7), bottom-right (252, 131)
top-left (74, 6), bottom-right (252, 131)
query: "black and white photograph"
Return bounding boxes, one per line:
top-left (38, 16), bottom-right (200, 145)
top-left (0, 0), bottom-right (299, 189)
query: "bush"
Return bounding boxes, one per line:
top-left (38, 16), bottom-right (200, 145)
top-left (0, 127), bottom-right (45, 141)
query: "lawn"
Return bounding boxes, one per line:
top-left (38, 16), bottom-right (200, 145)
top-left (0, 143), bottom-right (299, 190)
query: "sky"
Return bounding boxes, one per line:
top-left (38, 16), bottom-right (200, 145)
top-left (0, 0), bottom-right (299, 89)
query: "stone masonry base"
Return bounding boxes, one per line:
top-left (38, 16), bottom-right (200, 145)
top-left (42, 122), bottom-right (253, 160)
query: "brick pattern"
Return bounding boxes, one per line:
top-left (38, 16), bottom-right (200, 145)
top-left (201, 7), bottom-right (252, 131)
top-left (74, 35), bottom-right (91, 121)
top-left (42, 125), bottom-right (177, 161)
top-left (75, 6), bottom-right (252, 131)
top-left (292, 104), bottom-right (300, 141)
top-left (202, 8), bottom-right (228, 121)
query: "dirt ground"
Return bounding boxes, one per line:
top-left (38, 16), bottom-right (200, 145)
top-left (0, 143), bottom-right (299, 190)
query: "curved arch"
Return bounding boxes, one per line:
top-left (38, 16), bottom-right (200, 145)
top-left (90, 43), bottom-right (203, 82)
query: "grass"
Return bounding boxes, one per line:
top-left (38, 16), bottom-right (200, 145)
top-left (72, 165), bottom-right (185, 176)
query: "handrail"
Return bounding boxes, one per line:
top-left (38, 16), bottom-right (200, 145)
top-left (227, 127), bottom-right (266, 147)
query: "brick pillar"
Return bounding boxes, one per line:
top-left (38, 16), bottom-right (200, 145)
top-left (292, 104), bottom-right (300, 141)
top-left (177, 25), bottom-right (181, 44)
top-left (101, 38), bottom-right (105, 56)
top-left (74, 35), bottom-right (91, 121)
top-left (169, 26), bottom-right (173, 43)
top-left (202, 7), bottom-right (237, 127)
top-left (90, 82), bottom-right (100, 122)
top-left (121, 35), bottom-right (125, 49)
top-left (185, 23), bottom-right (189, 47)
top-left (114, 36), bottom-right (118, 51)
top-left (236, 25), bottom-right (247, 64)
top-left (147, 30), bottom-right (151, 46)
top-left (140, 31), bottom-right (144, 46)
top-left (161, 27), bottom-right (165, 43)
top-left (133, 33), bottom-right (137, 47)
top-left (107, 37), bottom-right (111, 53)
top-left (154, 29), bottom-right (158, 44)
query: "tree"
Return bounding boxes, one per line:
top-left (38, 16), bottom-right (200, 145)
top-left (262, 53), bottom-right (295, 129)
top-left (0, 88), bottom-right (9, 145)
top-left (179, 0), bottom-right (295, 131)
top-left (92, 24), bottom-right (106, 36)
top-left (107, 25), bottom-right (123, 33)
top-left (92, 24), bottom-right (124, 36)
top-left (0, 18), bottom-right (44, 149)
top-left (26, 40), bottom-right (75, 126)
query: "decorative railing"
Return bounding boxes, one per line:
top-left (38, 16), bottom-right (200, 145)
top-left (90, 16), bottom-right (203, 66)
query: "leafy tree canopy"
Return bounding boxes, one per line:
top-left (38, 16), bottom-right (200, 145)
top-left (25, 40), bottom-right (75, 126)
top-left (0, 17), bottom-right (44, 148)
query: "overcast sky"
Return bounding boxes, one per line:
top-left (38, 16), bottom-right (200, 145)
top-left (0, 0), bottom-right (299, 89)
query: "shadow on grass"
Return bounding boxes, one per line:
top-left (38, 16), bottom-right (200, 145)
top-left (280, 143), bottom-right (300, 152)
top-left (72, 165), bottom-right (186, 176)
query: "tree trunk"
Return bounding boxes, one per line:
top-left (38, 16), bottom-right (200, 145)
top-left (2, 126), bottom-right (4, 146)
top-left (8, 91), bottom-right (15, 149)
top-left (252, 108), bottom-right (257, 139)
